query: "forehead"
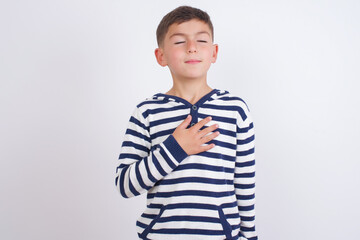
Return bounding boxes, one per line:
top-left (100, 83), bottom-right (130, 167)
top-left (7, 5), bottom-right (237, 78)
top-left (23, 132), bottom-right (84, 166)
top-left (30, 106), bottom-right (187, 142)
top-left (166, 19), bottom-right (212, 39)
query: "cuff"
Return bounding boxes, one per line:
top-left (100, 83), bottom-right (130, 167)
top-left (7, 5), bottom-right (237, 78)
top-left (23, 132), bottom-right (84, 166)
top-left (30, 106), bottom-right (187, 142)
top-left (162, 135), bottom-right (188, 163)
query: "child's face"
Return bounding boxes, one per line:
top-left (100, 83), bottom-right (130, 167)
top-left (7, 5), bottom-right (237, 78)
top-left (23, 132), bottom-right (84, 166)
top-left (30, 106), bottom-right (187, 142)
top-left (155, 19), bottom-right (218, 81)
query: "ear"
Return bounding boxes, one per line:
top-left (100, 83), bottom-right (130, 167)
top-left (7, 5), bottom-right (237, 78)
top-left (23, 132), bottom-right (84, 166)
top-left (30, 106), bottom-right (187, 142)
top-left (211, 44), bottom-right (219, 63)
top-left (155, 48), bottom-right (167, 67)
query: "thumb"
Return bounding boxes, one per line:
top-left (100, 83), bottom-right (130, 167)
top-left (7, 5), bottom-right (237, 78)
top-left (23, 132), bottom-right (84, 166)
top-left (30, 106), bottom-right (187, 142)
top-left (177, 115), bottom-right (192, 129)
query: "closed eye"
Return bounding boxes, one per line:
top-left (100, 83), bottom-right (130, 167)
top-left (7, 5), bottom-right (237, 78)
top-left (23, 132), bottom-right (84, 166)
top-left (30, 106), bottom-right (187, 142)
top-left (197, 40), bottom-right (208, 43)
top-left (175, 41), bottom-right (185, 44)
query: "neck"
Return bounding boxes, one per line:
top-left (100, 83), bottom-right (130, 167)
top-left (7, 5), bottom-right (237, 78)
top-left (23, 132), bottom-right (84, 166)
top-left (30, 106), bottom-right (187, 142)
top-left (166, 76), bottom-right (213, 105)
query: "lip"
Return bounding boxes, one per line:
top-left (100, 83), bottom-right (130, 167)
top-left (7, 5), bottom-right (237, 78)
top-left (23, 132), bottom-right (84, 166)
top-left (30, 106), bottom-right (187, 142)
top-left (185, 59), bottom-right (201, 64)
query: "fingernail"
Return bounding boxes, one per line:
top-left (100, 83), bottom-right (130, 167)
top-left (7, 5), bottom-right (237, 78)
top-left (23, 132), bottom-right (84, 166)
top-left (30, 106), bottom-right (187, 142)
top-left (208, 116), bottom-right (212, 120)
top-left (215, 124), bottom-right (219, 128)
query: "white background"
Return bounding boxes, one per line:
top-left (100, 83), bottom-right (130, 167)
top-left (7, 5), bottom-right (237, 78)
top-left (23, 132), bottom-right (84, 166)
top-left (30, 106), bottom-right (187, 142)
top-left (1, 0), bottom-right (359, 239)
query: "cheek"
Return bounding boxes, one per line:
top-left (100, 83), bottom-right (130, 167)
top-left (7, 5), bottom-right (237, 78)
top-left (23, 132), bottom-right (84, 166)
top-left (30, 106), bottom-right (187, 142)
top-left (166, 49), bottom-right (183, 64)
top-left (202, 49), bottom-right (215, 61)
top-left (199, 45), bottom-right (213, 55)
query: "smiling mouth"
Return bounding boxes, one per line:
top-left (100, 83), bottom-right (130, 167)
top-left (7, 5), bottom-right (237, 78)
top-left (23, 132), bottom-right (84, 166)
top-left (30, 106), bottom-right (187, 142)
top-left (185, 59), bottom-right (201, 64)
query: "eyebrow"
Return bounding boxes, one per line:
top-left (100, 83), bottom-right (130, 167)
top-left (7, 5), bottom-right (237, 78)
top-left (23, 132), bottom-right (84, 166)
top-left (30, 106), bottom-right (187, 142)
top-left (169, 31), bottom-right (211, 39)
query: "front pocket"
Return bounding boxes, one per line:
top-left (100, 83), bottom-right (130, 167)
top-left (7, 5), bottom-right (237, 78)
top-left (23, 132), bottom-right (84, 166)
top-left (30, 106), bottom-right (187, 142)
top-left (139, 203), bottom-right (235, 239)
top-left (217, 206), bottom-right (233, 239)
top-left (139, 205), bottom-right (167, 239)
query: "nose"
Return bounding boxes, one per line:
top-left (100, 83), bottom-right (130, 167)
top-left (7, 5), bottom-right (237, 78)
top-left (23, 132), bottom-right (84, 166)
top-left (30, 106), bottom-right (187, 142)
top-left (187, 40), bottom-right (197, 53)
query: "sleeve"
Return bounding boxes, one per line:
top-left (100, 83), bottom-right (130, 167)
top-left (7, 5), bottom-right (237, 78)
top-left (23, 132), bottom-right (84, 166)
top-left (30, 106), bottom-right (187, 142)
top-left (234, 103), bottom-right (257, 240)
top-left (115, 106), bottom-right (188, 198)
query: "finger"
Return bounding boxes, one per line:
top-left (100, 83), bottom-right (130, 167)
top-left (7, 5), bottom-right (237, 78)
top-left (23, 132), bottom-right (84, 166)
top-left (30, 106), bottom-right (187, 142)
top-left (197, 143), bottom-right (216, 153)
top-left (201, 131), bottom-right (220, 144)
top-left (198, 123), bottom-right (219, 138)
top-left (177, 115), bottom-right (192, 129)
top-left (191, 116), bottom-right (212, 132)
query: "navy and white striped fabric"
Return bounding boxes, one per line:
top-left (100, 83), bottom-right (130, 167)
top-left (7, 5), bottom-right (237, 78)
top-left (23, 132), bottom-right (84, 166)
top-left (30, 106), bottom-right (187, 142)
top-left (115, 89), bottom-right (257, 240)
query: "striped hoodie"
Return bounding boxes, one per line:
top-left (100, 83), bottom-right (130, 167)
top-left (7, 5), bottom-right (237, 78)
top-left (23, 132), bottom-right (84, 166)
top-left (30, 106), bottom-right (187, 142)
top-left (115, 89), bottom-right (257, 240)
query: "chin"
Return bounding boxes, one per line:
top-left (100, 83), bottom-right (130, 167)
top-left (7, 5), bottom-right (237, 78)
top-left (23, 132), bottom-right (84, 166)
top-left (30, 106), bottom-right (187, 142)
top-left (185, 75), bottom-right (207, 80)
top-left (183, 71), bottom-right (207, 79)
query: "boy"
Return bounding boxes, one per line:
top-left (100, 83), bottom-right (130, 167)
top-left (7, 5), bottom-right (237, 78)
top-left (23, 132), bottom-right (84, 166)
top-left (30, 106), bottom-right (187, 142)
top-left (115, 6), bottom-right (257, 240)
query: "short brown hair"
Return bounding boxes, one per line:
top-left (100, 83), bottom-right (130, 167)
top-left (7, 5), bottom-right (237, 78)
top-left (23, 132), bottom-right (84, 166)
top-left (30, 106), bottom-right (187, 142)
top-left (156, 6), bottom-right (214, 47)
